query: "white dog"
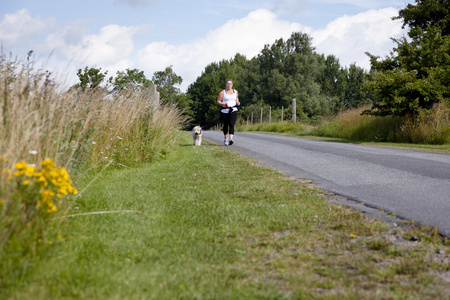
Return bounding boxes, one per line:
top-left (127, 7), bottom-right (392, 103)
top-left (192, 126), bottom-right (203, 145)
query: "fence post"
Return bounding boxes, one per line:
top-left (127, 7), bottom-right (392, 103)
top-left (251, 112), bottom-right (253, 125)
top-left (281, 106), bottom-right (284, 122)
top-left (247, 116), bottom-right (249, 126)
top-left (292, 98), bottom-right (296, 123)
top-left (269, 106), bottom-right (272, 123)
top-left (260, 108), bottom-right (263, 123)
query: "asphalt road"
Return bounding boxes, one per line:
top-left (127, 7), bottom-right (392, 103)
top-left (203, 131), bottom-right (450, 237)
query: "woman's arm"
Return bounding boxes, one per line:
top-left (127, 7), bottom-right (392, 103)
top-left (236, 90), bottom-right (240, 106)
top-left (217, 90), bottom-right (226, 106)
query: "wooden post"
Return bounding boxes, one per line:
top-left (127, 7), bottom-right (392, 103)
top-left (269, 106), bottom-right (272, 123)
top-left (247, 116), bottom-right (249, 126)
top-left (260, 108), bottom-right (263, 123)
top-left (292, 98), bottom-right (296, 123)
top-left (281, 106), bottom-right (284, 122)
top-left (251, 112), bottom-right (253, 125)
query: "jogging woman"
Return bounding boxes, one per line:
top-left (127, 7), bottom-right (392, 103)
top-left (217, 79), bottom-right (240, 145)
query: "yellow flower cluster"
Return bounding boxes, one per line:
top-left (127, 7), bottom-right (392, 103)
top-left (9, 158), bottom-right (77, 213)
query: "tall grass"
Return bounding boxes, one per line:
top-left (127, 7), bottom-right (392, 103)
top-left (0, 53), bottom-right (188, 289)
top-left (314, 104), bottom-right (450, 144)
top-left (239, 105), bottom-right (450, 145)
top-left (0, 55), bottom-right (187, 171)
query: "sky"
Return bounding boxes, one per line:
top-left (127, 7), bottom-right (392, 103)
top-left (0, 0), bottom-right (414, 91)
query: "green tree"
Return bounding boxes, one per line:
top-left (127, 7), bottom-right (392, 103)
top-left (152, 66), bottom-right (182, 102)
top-left (365, 23), bottom-right (450, 116)
top-left (187, 60), bottom-right (234, 128)
top-left (187, 31), bottom-right (370, 126)
top-left (257, 32), bottom-right (330, 117)
top-left (109, 68), bottom-right (152, 94)
top-left (74, 67), bottom-right (108, 91)
top-left (152, 65), bottom-right (193, 113)
top-left (317, 54), bottom-right (347, 113)
top-left (343, 64), bottom-right (370, 109)
top-left (395, 0), bottom-right (450, 36)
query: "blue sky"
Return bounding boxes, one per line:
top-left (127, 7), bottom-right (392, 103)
top-left (1, 0), bottom-right (414, 91)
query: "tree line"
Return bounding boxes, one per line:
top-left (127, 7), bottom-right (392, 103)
top-left (187, 32), bottom-right (369, 128)
top-left (74, 0), bottom-right (449, 129)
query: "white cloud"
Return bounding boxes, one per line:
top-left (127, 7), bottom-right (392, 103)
top-left (138, 9), bottom-right (308, 90)
top-left (137, 7), bottom-right (406, 91)
top-left (0, 6), bottom-right (407, 91)
top-left (0, 9), bottom-right (52, 45)
top-left (0, 9), bottom-right (140, 65)
top-left (44, 19), bottom-right (88, 54)
top-left (68, 24), bottom-right (140, 66)
top-left (311, 8), bottom-right (405, 70)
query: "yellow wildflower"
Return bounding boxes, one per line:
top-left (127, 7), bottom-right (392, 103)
top-left (350, 234), bottom-right (356, 238)
top-left (34, 173), bottom-right (48, 187)
top-left (68, 186), bottom-right (78, 195)
top-left (9, 158), bottom-right (77, 213)
top-left (25, 166), bottom-right (35, 177)
top-left (47, 204), bottom-right (57, 213)
top-left (14, 170), bottom-right (24, 177)
top-left (0, 199), bottom-right (4, 205)
top-left (59, 168), bottom-right (70, 181)
top-left (13, 161), bottom-right (28, 177)
top-left (14, 161), bottom-right (27, 170)
top-left (41, 158), bottom-right (56, 171)
top-left (40, 189), bottom-right (55, 203)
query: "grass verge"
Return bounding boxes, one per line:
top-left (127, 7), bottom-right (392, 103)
top-left (237, 104), bottom-right (450, 153)
top-left (5, 132), bottom-right (450, 299)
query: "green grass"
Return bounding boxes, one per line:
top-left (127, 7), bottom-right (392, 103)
top-left (5, 132), bottom-right (450, 299)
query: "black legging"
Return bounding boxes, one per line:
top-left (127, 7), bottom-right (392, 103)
top-left (221, 111), bottom-right (238, 135)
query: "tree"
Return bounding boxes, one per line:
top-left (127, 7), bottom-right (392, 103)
top-left (395, 0), bottom-right (450, 36)
top-left (364, 21), bottom-right (450, 116)
top-left (187, 31), bottom-right (370, 126)
top-left (109, 68), bottom-right (152, 94)
top-left (257, 32), bottom-right (330, 117)
top-left (343, 64), bottom-right (371, 109)
top-left (152, 66), bottom-right (182, 102)
top-left (74, 67), bottom-right (107, 91)
top-left (152, 66), bottom-right (193, 113)
top-left (187, 60), bottom-right (234, 128)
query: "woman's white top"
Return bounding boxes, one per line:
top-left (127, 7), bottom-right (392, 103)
top-left (221, 89), bottom-right (238, 114)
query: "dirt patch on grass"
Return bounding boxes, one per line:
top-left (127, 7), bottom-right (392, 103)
top-left (234, 187), bottom-right (450, 299)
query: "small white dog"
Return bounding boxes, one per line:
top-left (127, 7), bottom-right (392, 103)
top-left (192, 126), bottom-right (203, 145)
